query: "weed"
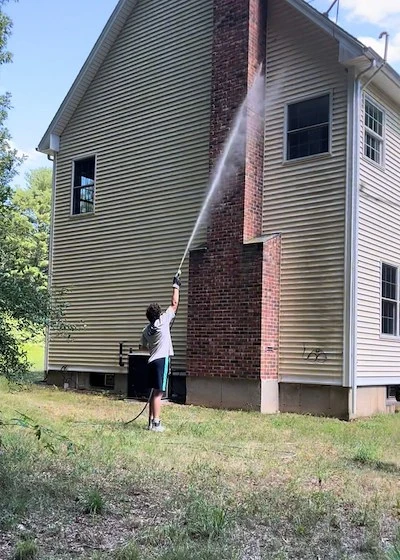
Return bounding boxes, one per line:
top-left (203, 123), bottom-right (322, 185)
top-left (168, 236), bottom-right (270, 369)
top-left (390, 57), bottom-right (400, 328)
top-left (13, 539), bottom-right (38, 560)
top-left (114, 541), bottom-right (140, 560)
top-left (353, 442), bottom-right (379, 464)
top-left (82, 488), bottom-right (105, 515)
top-left (157, 541), bottom-right (239, 560)
top-left (185, 493), bottom-right (230, 539)
top-left (386, 545), bottom-right (400, 560)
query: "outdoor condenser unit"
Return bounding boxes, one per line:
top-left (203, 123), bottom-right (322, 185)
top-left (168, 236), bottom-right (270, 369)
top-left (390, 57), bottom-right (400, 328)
top-left (127, 351), bottom-right (151, 400)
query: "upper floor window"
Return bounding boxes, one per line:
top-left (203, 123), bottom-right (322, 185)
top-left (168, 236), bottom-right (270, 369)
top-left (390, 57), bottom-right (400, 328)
top-left (286, 94), bottom-right (330, 160)
top-left (364, 99), bottom-right (384, 165)
top-left (72, 156), bottom-right (95, 215)
top-left (381, 263), bottom-right (398, 336)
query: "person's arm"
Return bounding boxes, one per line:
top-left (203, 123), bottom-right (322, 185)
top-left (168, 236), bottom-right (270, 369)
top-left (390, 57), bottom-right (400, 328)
top-left (139, 329), bottom-right (148, 350)
top-left (167, 274), bottom-right (181, 316)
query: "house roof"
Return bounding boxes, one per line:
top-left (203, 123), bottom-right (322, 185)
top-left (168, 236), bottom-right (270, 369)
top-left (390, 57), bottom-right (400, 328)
top-left (37, 0), bottom-right (400, 154)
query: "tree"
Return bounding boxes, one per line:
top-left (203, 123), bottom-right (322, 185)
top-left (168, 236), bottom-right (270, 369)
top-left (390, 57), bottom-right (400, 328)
top-left (7, 168), bottom-right (52, 284)
top-left (0, 2), bottom-right (72, 381)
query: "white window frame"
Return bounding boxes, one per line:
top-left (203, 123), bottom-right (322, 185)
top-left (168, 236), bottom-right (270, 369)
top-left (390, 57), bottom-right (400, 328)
top-left (363, 96), bottom-right (385, 167)
top-left (70, 153), bottom-right (97, 216)
top-left (380, 261), bottom-right (399, 337)
top-left (284, 91), bottom-right (332, 163)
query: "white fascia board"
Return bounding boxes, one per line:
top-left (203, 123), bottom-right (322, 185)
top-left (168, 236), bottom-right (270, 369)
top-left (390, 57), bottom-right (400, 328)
top-left (37, 0), bottom-right (138, 153)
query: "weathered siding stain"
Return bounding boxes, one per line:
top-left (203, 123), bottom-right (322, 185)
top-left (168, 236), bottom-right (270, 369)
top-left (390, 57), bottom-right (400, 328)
top-left (263, 0), bottom-right (348, 384)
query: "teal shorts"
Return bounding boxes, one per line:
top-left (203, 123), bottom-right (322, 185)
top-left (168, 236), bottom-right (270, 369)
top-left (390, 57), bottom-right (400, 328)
top-left (148, 356), bottom-right (169, 392)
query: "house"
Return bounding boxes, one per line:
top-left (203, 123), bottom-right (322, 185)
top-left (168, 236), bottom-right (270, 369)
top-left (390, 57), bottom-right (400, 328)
top-left (38, 0), bottom-right (400, 419)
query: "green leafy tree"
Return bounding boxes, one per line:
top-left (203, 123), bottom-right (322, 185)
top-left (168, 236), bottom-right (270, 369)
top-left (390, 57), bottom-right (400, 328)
top-left (0, 2), bottom-right (73, 381)
top-left (7, 168), bottom-right (52, 284)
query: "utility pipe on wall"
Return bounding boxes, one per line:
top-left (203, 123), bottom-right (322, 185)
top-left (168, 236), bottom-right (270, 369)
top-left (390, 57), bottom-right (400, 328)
top-left (361, 32), bottom-right (389, 91)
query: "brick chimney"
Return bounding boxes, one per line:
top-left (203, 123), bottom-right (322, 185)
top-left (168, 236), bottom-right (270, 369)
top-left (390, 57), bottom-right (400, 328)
top-left (187, 0), bottom-right (281, 412)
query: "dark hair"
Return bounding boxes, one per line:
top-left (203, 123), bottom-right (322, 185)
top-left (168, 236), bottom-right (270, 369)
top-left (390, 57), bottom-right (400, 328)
top-left (146, 303), bottom-right (161, 324)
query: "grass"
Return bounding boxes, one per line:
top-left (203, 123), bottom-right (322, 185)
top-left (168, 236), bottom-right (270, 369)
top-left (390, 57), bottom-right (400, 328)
top-left (0, 376), bottom-right (399, 559)
top-left (13, 539), bottom-right (38, 560)
top-left (22, 342), bottom-right (44, 373)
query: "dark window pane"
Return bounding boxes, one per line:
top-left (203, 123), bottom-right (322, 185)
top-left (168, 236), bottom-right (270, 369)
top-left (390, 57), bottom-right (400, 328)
top-left (288, 95), bottom-right (329, 131)
top-left (365, 133), bottom-right (382, 164)
top-left (365, 100), bottom-right (383, 137)
top-left (382, 264), bottom-right (397, 300)
top-left (382, 300), bottom-right (397, 335)
top-left (287, 124), bottom-right (329, 160)
top-left (73, 157), bottom-right (95, 214)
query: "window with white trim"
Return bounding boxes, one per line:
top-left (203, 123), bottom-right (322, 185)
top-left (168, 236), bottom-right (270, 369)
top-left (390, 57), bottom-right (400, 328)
top-left (72, 156), bottom-right (95, 215)
top-left (381, 263), bottom-right (398, 335)
top-left (286, 94), bottom-right (330, 160)
top-left (364, 99), bottom-right (384, 165)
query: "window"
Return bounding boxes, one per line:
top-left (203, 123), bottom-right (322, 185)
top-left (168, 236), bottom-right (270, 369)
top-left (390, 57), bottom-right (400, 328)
top-left (72, 156), bottom-right (95, 214)
top-left (90, 373), bottom-right (115, 389)
top-left (364, 99), bottom-right (384, 165)
top-left (381, 263), bottom-right (398, 335)
top-left (286, 94), bottom-right (330, 160)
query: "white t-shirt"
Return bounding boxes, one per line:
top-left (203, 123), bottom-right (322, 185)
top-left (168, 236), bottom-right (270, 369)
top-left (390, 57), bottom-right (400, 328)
top-left (140, 307), bottom-right (175, 363)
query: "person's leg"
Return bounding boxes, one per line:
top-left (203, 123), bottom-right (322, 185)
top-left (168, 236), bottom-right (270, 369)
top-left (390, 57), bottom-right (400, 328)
top-left (148, 389), bottom-right (154, 429)
top-left (152, 390), bottom-right (163, 421)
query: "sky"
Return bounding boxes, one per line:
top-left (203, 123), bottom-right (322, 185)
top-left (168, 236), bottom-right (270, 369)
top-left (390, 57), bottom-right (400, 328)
top-left (2, 0), bottom-right (400, 188)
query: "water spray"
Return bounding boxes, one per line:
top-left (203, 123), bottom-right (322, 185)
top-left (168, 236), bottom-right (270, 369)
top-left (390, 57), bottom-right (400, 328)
top-left (174, 66), bottom-right (264, 279)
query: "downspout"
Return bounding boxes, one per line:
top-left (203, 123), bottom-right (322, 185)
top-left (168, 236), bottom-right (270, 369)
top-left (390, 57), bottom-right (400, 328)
top-left (345, 50), bottom-right (382, 417)
top-left (344, 69), bottom-right (361, 419)
top-left (44, 153), bottom-right (57, 375)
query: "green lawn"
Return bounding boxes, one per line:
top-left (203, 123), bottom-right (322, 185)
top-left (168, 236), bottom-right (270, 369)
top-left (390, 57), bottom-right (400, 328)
top-left (0, 379), bottom-right (399, 560)
top-left (23, 342), bottom-right (44, 373)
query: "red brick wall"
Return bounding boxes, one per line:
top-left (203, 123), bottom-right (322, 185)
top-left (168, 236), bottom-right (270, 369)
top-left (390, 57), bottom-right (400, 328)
top-left (187, 0), bottom-right (280, 385)
top-left (261, 235), bottom-right (281, 380)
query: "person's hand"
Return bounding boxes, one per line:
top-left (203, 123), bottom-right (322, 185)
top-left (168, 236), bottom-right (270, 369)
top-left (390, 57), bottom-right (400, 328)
top-left (172, 275), bottom-right (181, 289)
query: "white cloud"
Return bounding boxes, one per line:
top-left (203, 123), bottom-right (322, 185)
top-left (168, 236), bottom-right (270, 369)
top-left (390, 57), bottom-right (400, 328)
top-left (358, 32), bottom-right (400, 65)
top-left (341, 0), bottom-right (400, 25)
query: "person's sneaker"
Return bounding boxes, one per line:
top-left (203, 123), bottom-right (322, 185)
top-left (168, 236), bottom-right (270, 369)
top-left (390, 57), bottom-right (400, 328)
top-left (151, 420), bottom-right (165, 432)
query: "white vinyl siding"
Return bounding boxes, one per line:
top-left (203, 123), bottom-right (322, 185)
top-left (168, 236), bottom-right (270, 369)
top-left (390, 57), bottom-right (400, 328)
top-left (49, 0), bottom-right (213, 373)
top-left (357, 86), bottom-right (400, 385)
top-left (263, 0), bottom-right (348, 384)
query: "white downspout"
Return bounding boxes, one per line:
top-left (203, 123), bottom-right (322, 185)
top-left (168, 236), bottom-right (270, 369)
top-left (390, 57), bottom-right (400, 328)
top-left (44, 153), bottom-right (57, 375)
top-left (344, 69), bottom-right (360, 418)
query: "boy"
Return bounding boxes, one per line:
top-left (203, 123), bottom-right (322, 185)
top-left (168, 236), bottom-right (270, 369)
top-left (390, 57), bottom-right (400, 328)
top-left (139, 274), bottom-right (181, 431)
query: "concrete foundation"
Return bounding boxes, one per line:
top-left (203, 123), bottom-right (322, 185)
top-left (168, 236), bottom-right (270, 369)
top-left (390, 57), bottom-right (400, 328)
top-left (46, 370), bottom-right (127, 394)
top-left (279, 383), bottom-right (350, 419)
top-left (46, 370), bottom-right (393, 419)
top-left (356, 386), bottom-right (387, 417)
top-left (186, 376), bottom-right (279, 413)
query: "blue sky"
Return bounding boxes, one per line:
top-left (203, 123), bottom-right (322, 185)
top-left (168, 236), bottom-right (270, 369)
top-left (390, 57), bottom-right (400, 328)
top-left (2, 0), bottom-right (400, 187)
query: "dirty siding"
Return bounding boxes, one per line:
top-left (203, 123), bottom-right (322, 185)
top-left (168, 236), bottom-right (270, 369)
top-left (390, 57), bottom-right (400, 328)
top-left (49, 0), bottom-right (213, 373)
top-left (263, 0), bottom-right (348, 385)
